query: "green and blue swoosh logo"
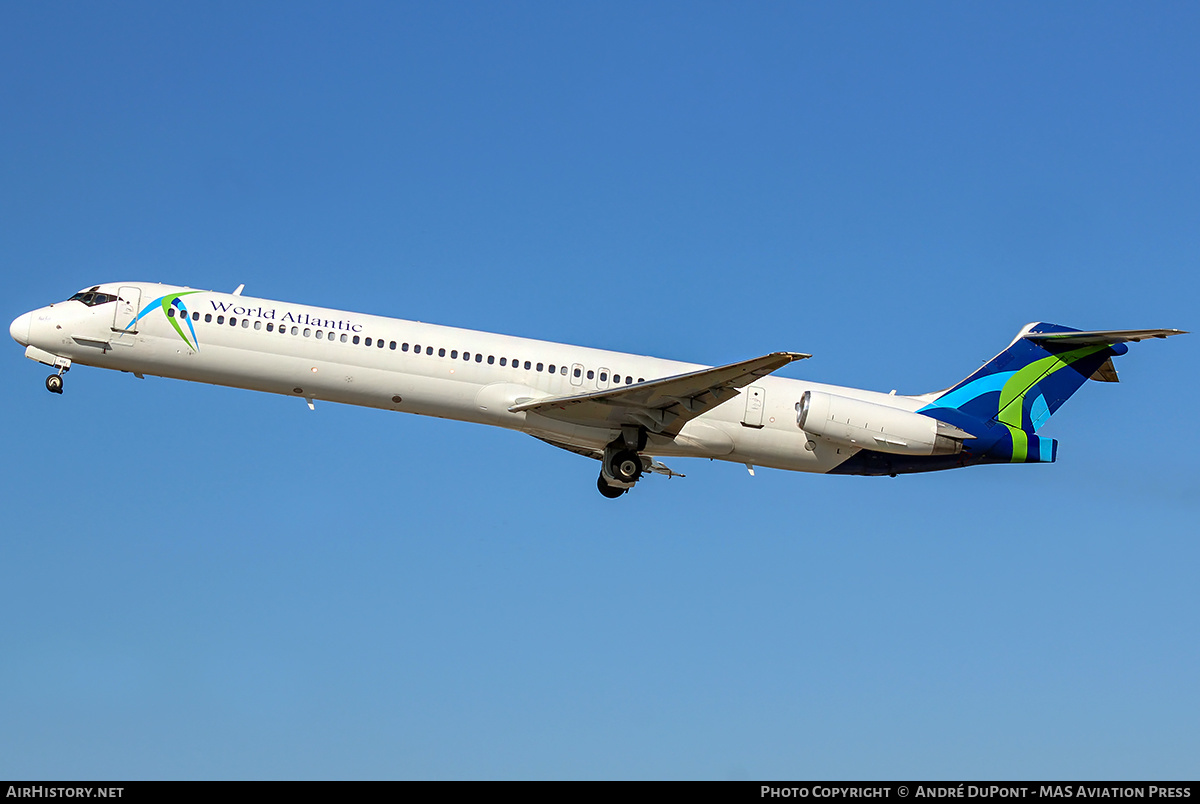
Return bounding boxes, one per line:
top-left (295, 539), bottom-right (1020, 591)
top-left (127, 291), bottom-right (202, 351)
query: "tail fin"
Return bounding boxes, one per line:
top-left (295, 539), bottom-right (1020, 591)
top-left (919, 323), bottom-right (1185, 463)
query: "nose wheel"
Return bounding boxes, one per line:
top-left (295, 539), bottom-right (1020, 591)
top-left (45, 373), bottom-right (64, 394)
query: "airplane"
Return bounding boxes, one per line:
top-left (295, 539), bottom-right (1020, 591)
top-left (9, 281), bottom-right (1185, 497)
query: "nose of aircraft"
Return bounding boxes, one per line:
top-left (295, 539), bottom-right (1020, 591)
top-left (10, 311), bottom-right (31, 346)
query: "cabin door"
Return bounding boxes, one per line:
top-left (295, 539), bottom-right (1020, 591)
top-left (113, 287), bottom-right (142, 333)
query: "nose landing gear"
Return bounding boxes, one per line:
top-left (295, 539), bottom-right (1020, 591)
top-left (45, 369), bottom-right (66, 394)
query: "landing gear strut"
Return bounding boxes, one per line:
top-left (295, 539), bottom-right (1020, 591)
top-left (45, 373), bottom-right (64, 394)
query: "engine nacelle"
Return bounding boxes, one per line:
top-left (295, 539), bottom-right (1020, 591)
top-left (796, 391), bottom-right (969, 456)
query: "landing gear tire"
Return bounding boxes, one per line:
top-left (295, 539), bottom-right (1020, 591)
top-left (597, 475), bottom-right (626, 498)
top-left (606, 449), bottom-right (643, 484)
top-left (45, 374), bottom-right (63, 394)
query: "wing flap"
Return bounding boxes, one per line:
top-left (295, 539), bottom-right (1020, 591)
top-left (510, 351), bottom-right (809, 436)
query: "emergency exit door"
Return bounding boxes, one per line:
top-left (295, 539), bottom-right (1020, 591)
top-left (742, 385), bottom-right (765, 428)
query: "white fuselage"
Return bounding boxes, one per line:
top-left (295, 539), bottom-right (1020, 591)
top-left (13, 282), bottom-right (924, 475)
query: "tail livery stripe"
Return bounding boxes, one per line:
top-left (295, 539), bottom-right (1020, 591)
top-left (994, 344), bottom-right (1108, 432)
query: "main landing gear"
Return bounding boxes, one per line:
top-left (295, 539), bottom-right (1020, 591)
top-left (45, 371), bottom-right (65, 394)
top-left (596, 426), bottom-right (646, 499)
top-left (597, 475), bottom-right (627, 498)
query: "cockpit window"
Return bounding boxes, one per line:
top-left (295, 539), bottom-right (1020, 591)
top-left (69, 287), bottom-right (118, 307)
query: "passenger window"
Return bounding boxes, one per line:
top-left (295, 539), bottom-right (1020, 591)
top-left (266, 322), bottom-right (274, 332)
top-left (561, 366), bottom-right (568, 375)
top-left (291, 326), bottom-right (299, 335)
top-left (586, 370), bottom-right (594, 380)
top-left (438, 347), bottom-right (446, 357)
top-left (499, 357), bottom-right (507, 366)
top-left (599, 372), bottom-right (607, 382)
top-left (402, 343), bottom-right (408, 351)
top-left (254, 320), bottom-right (262, 330)
top-left (548, 364), bottom-right (555, 374)
top-left (451, 350), bottom-right (458, 359)
top-left (192, 312), bottom-right (199, 321)
top-left (536, 363), bottom-right (543, 372)
top-left (377, 339), bottom-right (384, 348)
top-left (304, 328), bottom-right (312, 337)
top-left (463, 352), bottom-right (471, 361)
top-left (389, 341), bottom-right (396, 350)
top-left (242, 319), bottom-right (250, 328)
top-left (524, 361), bottom-right (531, 370)
top-left (365, 336), bottom-right (372, 346)
top-left (476, 354), bottom-right (483, 363)
top-left (217, 315), bottom-right (225, 324)
top-left (487, 355), bottom-right (494, 364)
top-left (412, 343), bottom-right (419, 352)
top-left (574, 368), bottom-right (582, 378)
top-left (353, 335), bottom-right (360, 344)
top-left (167, 308), bottom-right (175, 318)
top-left (341, 333), bottom-right (348, 343)
top-left (625, 377), bottom-right (633, 384)
top-left (316, 330), bottom-right (323, 338)
top-left (426, 346), bottom-right (433, 355)
top-left (638, 378), bottom-right (644, 383)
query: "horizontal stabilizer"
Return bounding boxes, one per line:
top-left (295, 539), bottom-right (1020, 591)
top-left (1024, 328), bottom-right (1187, 346)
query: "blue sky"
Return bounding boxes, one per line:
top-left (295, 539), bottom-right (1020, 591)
top-left (1, 2), bottom-right (1196, 780)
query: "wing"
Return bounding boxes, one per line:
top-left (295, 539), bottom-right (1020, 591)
top-left (509, 351), bottom-right (810, 437)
